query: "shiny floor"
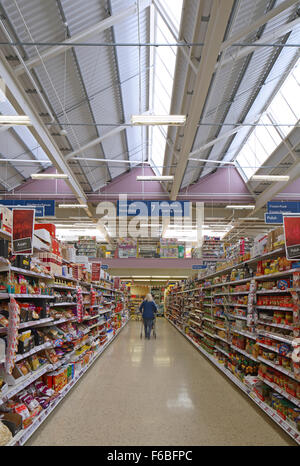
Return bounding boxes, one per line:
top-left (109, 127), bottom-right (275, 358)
top-left (26, 319), bottom-right (295, 446)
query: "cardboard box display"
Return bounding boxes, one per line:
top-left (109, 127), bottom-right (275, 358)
top-left (51, 238), bottom-right (61, 256)
top-left (34, 227), bottom-right (51, 245)
top-left (34, 223), bottom-right (56, 239)
top-left (0, 207), bottom-right (12, 234)
top-left (272, 226), bottom-right (284, 246)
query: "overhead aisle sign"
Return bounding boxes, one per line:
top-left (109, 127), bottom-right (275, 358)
top-left (0, 200), bottom-right (55, 217)
top-left (265, 201), bottom-right (300, 224)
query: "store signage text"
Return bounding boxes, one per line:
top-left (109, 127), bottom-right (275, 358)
top-left (96, 195), bottom-right (204, 242)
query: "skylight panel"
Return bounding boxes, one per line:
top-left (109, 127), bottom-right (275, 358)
top-left (149, 0), bottom-right (183, 173)
top-left (235, 57), bottom-right (300, 180)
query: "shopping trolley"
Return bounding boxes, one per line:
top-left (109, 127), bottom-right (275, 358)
top-left (140, 315), bottom-right (157, 339)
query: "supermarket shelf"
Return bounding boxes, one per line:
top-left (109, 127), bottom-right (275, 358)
top-left (0, 364), bottom-right (52, 406)
top-left (0, 229), bottom-right (11, 240)
top-left (228, 314), bottom-right (247, 321)
top-left (50, 284), bottom-right (77, 291)
top-left (256, 330), bottom-right (294, 345)
top-left (0, 265), bottom-right (53, 280)
top-left (215, 346), bottom-right (230, 357)
top-left (232, 329), bottom-right (257, 340)
top-left (256, 289), bottom-right (298, 294)
top-left (189, 327), bottom-right (203, 337)
top-left (255, 269), bottom-right (299, 281)
top-left (54, 274), bottom-right (77, 282)
top-left (166, 317), bottom-right (300, 445)
top-left (257, 356), bottom-right (298, 381)
top-left (257, 320), bottom-right (292, 330)
top-left (202, 329), bottom-right (216, 338)
top-left (214, 325), bottom-right (226, 331)
top-left (215, 334), bottom-right (230, 344)
top-left (228, 303), bottom-right (248, 308)
top-left (6, 319), bottom-right (129, 446)
top-left (50, 302), bottom-right (76, 307)
top-left (0, 317), bottom-right (56, 334)
top-left (258, 341), bottom-right (292, 356)
top-left (203, 317), bottom-right (214, 323)
top-left (256, 305), bottom-right (293, 311)
top-left (15, 342), bottom-right (53, 362)
top-left (0, 293), bottom-right (54, 299)
top-left (231, 344), bottom-right (258, 362)
top-left (258, 376), bottom-right (300, 408)
top-left (189, 319), bottom-right (202, 327)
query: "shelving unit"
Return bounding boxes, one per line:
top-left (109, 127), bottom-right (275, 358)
top-left (165, 246), bottom-right (300, 444)
top-left (0, 256), bottom-right (129, 445)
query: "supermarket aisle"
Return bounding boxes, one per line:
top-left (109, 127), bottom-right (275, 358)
top-left (26, 319), bottom-right (294, 446)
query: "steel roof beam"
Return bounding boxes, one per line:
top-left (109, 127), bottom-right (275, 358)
top-left (170, 0), bottom-right (235, 201)
top-left (0, 48), bottom-right (89, 207)
top-left (217, 15), bottom-right (300, 71)
top-left (153, 0), bottom-right (198, 74)
top-left (251, 127), bottom-right (300, 214)
top-left (220, 0), bottom-right (299, 51)
top-left (13, 0), bottom-right (152, 76)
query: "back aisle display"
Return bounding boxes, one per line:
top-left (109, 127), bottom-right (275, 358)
top-left (165, 226), bottom-right (300, 445)
top-left (0, 210), bottom-right (129, 446)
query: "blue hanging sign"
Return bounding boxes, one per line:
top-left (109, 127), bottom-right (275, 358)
top-left (267, 201), bottom-right (300, 214)
top-left (0, 200), bottom-right (55, 217)
top-left (265, 213), bottom-right (283, 224)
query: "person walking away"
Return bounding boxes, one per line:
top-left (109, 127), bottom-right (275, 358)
top-left (139, 293), bottom-right (157, 339)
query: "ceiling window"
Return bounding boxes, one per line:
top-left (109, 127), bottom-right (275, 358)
top-left (235, 58), bottom-right (300, 179)
top-left (149, 0), bottom-right (183, 174)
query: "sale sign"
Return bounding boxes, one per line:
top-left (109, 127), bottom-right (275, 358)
top-left (12, 208), bottom-right (35, 255)
top-left (283, 215), bottom-right (300, 260)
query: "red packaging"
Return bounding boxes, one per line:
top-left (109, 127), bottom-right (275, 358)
top-left (34, 223), bottom-right (56, 239)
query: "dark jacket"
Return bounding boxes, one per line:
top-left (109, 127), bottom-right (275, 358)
top-left (139, 300), bottom-right (157, 319)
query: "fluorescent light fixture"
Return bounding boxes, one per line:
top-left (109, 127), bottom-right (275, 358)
top-left (31, 173), bottom-right (69, 179)
top-left (58, 205), bottom-right (88, 209)
top-left (250, 175), bottom-right (290, 181)
top-left (225, 205), bottom-right (255, 210)
top-left (136, 175), bottom-right (174, 181)
top-left (0, 115), bottom-right (32, 126)
top-left (131, 115), bottom-right (186, 126)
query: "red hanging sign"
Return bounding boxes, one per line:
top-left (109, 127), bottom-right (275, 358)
top-left (12, 208), bottom-right (35, 255)
top-left (91, 262), bottom-right (101, 282)
top-left (283, 215), bottom-right (300, 260)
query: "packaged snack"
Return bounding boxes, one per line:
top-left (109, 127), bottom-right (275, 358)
top-left (28, 354), bottom-right (40, 371)
top-left (0, 314), bottom-right (9, 328)
top-left (16, 361), bottom-right (31, 377)
top-left (0, 420), bottom-right (12, 446)
top-left (18, 391), bottom-right (41, 412)
top-left (34, 381), bottom-right (55, 397)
